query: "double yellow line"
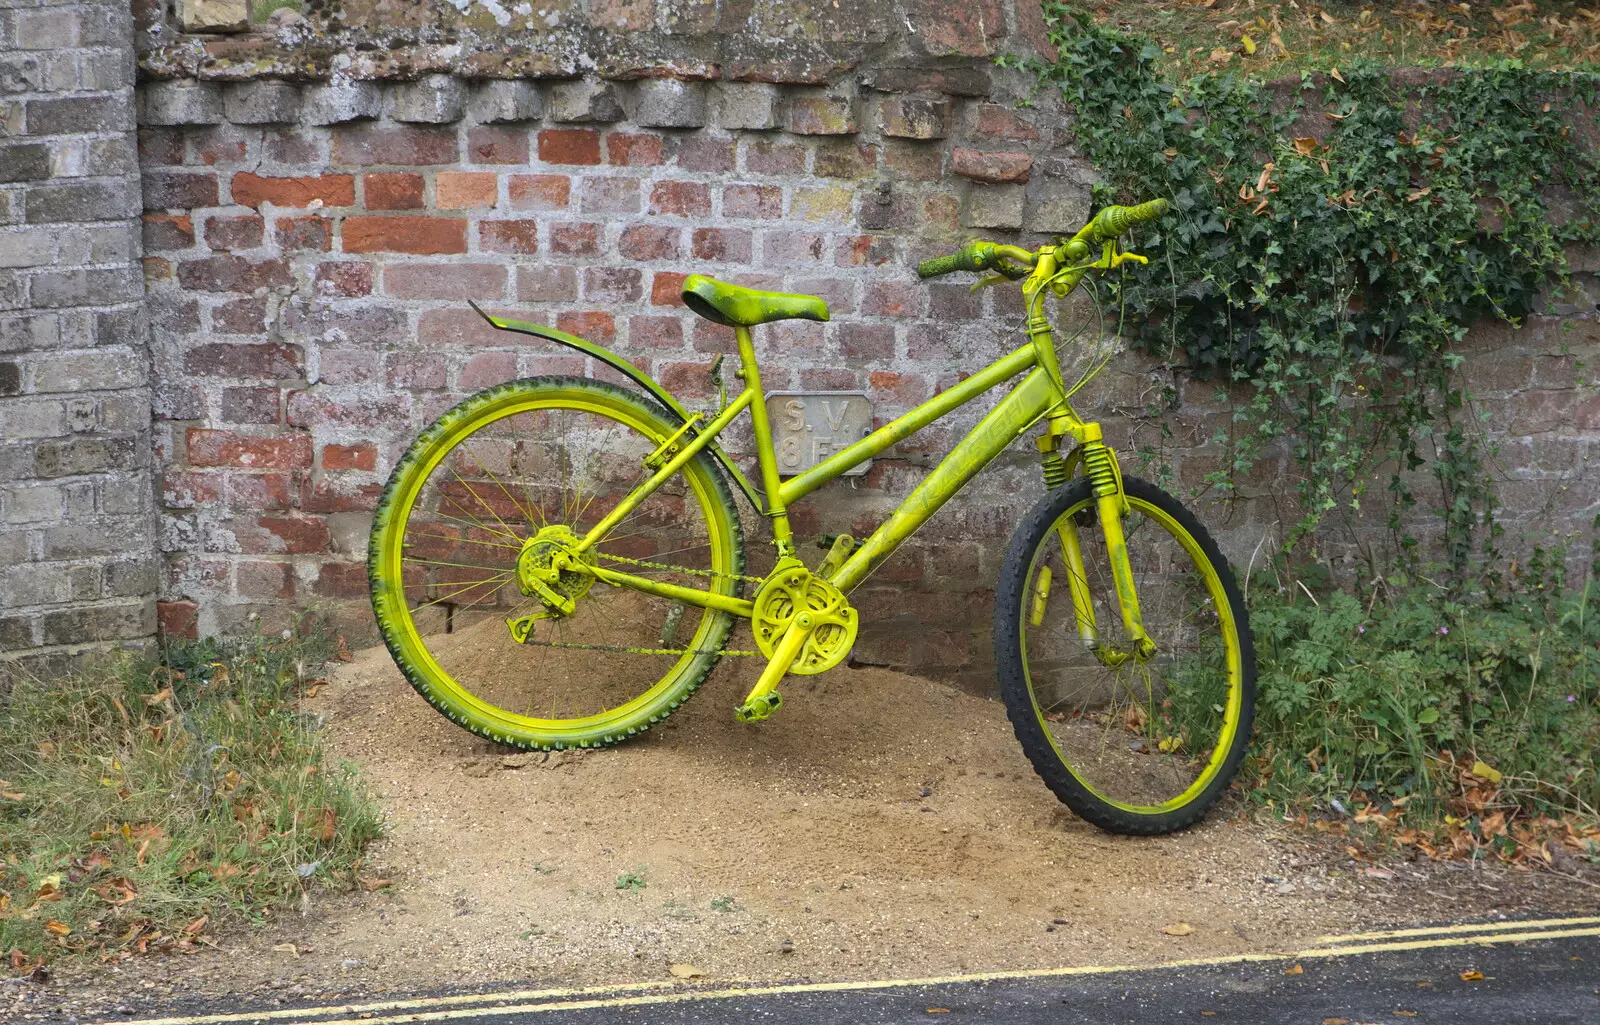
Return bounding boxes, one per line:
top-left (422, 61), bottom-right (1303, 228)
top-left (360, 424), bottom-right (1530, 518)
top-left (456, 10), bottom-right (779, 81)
top-left (99, 915), bottom-right (1600, 1025)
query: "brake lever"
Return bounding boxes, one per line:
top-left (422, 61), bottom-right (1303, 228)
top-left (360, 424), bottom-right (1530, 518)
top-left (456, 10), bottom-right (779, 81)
top-left (1088, 241), bottom-right (1150, 272)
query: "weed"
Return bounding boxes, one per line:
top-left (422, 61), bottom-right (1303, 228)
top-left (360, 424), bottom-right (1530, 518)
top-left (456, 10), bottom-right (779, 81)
top-left (614, 867), bottom-right (648, 892)
top-left (709, 895), bottom-right (740, 913)
top-left (0, 625), bottom-right (382, 971)
top-left (530, 861), bottom-right (556, 876)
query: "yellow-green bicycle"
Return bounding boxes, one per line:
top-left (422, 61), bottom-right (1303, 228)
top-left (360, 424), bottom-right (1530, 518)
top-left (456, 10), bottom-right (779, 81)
top-left (369, 198), bottom-right (1256, 834)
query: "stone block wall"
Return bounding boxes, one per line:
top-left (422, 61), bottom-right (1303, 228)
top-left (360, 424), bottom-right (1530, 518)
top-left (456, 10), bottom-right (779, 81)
top-left (0, 0), bottom-right (157, 665)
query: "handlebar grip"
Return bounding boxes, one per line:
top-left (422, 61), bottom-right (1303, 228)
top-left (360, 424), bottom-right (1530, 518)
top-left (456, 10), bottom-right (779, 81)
top-left (917, 251), bottom-right (973, 279)
top-left (1092, 198), bottom-right (1169, 240)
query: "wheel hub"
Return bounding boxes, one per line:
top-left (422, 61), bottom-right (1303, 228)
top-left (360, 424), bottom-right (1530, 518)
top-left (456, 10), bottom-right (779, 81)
top-left (515, 524), bottom-right (598, 614)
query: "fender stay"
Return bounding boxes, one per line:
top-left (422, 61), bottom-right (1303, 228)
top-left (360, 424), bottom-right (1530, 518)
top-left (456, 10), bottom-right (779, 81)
top-left (468, 301), bottom-right (768, 514)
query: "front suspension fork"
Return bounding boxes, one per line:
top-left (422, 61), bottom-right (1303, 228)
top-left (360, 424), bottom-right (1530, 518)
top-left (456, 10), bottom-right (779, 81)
top-left (1039, 424), bottom-right (1155, 662)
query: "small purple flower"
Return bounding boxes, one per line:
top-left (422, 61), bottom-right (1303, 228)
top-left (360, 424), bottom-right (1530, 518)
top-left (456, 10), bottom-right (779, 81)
top-left (1438, 626), bottom-right (1449, 635)
top-left (1357, 625), bottom-right (1366, 634)
top-left (1569, 695), bottom-right (1578, 703)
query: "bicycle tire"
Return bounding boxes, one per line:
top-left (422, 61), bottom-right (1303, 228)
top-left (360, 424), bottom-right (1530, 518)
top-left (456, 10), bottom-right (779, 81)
top-left (994, 475), bottom-right (1256, 834)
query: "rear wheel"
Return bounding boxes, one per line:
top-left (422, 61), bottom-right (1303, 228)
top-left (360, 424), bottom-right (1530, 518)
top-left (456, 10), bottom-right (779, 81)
top-left (994, 476), bottom-right (1255, 834)
top-left (369, 377), bottom-right (746, 749)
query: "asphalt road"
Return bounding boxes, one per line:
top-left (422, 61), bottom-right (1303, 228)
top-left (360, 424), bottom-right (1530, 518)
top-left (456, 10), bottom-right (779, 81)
top-left (88, 918), bottom-right (1600, 1025)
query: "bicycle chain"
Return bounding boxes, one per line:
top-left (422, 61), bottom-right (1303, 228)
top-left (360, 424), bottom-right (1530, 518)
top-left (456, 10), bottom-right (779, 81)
top-left (518, 552), bottom-right (766, 658)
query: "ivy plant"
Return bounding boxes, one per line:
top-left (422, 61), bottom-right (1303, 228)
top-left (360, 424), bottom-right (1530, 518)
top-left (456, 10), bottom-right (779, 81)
top-left (1013, 7), bottom-right (1600, 584)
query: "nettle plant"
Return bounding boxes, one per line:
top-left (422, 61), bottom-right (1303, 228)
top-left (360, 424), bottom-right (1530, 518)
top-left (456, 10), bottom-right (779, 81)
top-left (1011, 7), bottom-right (1600, 583)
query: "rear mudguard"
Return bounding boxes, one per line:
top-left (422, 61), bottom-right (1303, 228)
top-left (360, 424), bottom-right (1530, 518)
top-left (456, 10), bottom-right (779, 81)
top-left (469, 301), bottom-right (768, 515)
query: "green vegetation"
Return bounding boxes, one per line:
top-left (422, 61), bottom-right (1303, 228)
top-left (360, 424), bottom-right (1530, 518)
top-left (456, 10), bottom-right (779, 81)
top-left (614, 867), bottom-right (648, 892)
top-left (1248, 536), bottom-right (1599, 852)
top-left (0, 627), bottom-right (382, 971)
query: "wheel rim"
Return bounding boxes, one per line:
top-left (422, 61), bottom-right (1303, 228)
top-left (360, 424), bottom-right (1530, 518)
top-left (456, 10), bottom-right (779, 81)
top-left (1019, 494), bottom-right (1245, 815)
top-left (373, 387), bottom-right (738, 741)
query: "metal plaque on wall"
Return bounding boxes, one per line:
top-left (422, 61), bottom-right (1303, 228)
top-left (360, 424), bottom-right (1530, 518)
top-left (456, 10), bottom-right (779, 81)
top-left (764, 391), bottom-right (874, 477)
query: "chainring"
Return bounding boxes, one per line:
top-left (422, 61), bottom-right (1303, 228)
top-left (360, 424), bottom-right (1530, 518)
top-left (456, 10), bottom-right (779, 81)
top-left (751, 558), bottom-right (858, 676)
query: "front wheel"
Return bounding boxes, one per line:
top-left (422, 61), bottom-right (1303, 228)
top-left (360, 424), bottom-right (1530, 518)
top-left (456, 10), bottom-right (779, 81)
top-left (994, 476), bottom-right (1255, 835)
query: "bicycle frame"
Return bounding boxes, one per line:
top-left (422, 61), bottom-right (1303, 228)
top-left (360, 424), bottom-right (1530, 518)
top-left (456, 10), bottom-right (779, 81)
top-left (473, 251), bottom-right (1153, 654)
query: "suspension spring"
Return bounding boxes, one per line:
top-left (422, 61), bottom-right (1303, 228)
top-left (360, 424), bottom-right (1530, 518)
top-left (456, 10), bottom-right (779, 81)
top-left (1040, 450), bottom-right (1070, 490)
top-left (1081, 442), bottom-right (1119, 498)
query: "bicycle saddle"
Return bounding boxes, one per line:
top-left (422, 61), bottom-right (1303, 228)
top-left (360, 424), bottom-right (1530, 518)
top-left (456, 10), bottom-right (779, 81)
top-left (680, 274), bottom-right (830, 328)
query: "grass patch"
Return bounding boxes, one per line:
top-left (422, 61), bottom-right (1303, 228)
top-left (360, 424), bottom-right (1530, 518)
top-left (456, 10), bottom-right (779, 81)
top-left (0, 624), bottom-right (382, 975)
top-left (1095, 0), bottom-right (1600, 78)
top-left (1246, 545), bottom-right (1600, 861)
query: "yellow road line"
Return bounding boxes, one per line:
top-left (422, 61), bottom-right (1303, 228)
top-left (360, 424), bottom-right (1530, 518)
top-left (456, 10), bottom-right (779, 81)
top-left (1316, 914), bottom-right (1600, 945)
top-left (97, 922), bottom-right (1600, 1025)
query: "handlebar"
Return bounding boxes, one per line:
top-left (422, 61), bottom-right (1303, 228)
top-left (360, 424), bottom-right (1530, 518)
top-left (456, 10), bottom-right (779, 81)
top-left (914, 199), bottom-right (1168, 279)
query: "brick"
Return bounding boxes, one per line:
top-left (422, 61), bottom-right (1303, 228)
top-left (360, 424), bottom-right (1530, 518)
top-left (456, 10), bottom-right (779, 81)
top-left (556, 310), bottom-right (616, 344)
top-left (632, 79), bottom-right (708, 128)
top-left (839, 322), bottom-right (895, 361)
top-left (479, 219), bottom-right (539, 254)
top-left (607, 132), bottom-right (667, 167)
top-left (690, 227), bottom-right (751, 263)
top-left (929, 282), bottom-right (981, 320)
top-left (651, 270), bottom-right (688, 306)
top-left (285, 390), bottom-right (409, 430)
top-left (218, 385), bottom-right (280, 423)
top-left (142, 170), bottom-right (219, 210)
top-left (468, 80), bottom-right (543, 124)
top-left (417, 307), bottom-right (520, 345)
top-left (792, 185), bottom-right (853, 223)
top-left (256, 516), bottom-right (331, 554)
top-left (312, 261), bottom-right (373, 298)
top-left (436, 171), bottom-right (499, 209)
top-left (716, 82), bottom-right (782, 130)
top-left (182, 342), bottom-right (303, 378)
top-left (677, 134), bottom-right (736, 172)
top-left (188, 127), bottom-right (248, 168)
top-left (863, 281), bottom-right (919, 317)
top-left (459, 350), bottom-right (516, 389)
top-left (517, 265), bottom-right (578, 302)
top-left (582, 267), bottom-right (643, 303)
top-left (744, 138), bottom-right (806, 175)
top-left (0, 143), bottom-right (48, 184)
top-left (538, 128), bottom-right (602, 165)
top-left (203, 214), bottom-right (264, 251)
top-left (316, 348), bottom-right (378, 386)
top-left (213, 295), bottom-right (268, 334)
top-left (723, 183), bottom-right (782, 220)
top-left (324, 442), bottom-right (378, 471)
top-left (33, 351), bottom-right (143, 392)
top-left (30, 267), bottom-right (141, 307)
top-left (580, 176), bottom-right (641, 214)
top-left (621, 313), bottom-right (682, 351)
top-left (384, 263), bottom-right (507, 300)
top-left (224, 81), bottom-right (301, 125)
top-left (274, 216), bottom-right (332, 252)
top-left (342, 216), bottom-right (467, 255)
top-left (1027, 184), bottom-right (1090, 234)
top-left (952, 148), bottom-right (1033, 184)
top-left (236, 560), bottom-right (294, 601)
top-left (26, 180), bottom-right (139, 224)
top-left (546, 80), bottom-right (623, 123)
top-left (466, 125), bottom-right (530, 165)
top-left (869, 369), bottom-right (930, 408)
top-left (138, 81), bottom-right (223, 126)
top-left (157, 600), bottom-right (198, 640)
top-left (138, 129), bottom-right (187, 167)
top-left (363, 172), bottom-right (425, 210)
top-left (761, 230), bottom-right (827, 265)
top-left (909, 0), bottom-right (1003, 57)
top-left (550, 222), bottom-right (602, 257)
top-left (507, 173), bottom-right (570, 210)
top-left (331, 125), bottom-right (458, 167)
top-left (880, 95), bottom-right (954, 140)
top-left (961, 185), bottom-right (1025, 230)
top-left (387, 74), bottom-right (467, 124)
top-left (619, 224), bottom-right (680, 261)
top-left (884, 139), bottom-right (943, 181)
top-left (142, 213), bottom-right (195, 250)
top-left (176, 255), bottom-right (292, 292)
top-left (649, 180), bottom-right (711, 217)
top-left (974, 103), bottom-right (1040, 142)
top-left (41, 603), bottom-right (153, 647)
top-left (788, 89), bottom-right (858, 135)
top-left (231, 172), bottom-right (355, 209)
top-left (301, 81), bottom-right (383, 126)
top-left (34, 436), bottom-right (140, 478)
top-left (316, 562), bottom-right (369, 599)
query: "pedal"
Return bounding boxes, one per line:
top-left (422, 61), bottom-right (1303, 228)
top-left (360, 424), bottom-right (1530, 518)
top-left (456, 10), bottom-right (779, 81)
top-left (734, 691), bottom-right (783, 723)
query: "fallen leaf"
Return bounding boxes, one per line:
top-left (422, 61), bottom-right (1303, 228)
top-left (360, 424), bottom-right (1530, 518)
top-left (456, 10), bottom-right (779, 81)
top-left (182, 915), bottom-right (208, 937)
top-left (1407, 187), bottom-right (1432, 202)
top-left (0, 791), bottom-right (23, 801)
top-left (1161, 922), bottom-right (1194, 936)
top-left (669, 963), bottom-right (706, 979)
top-left (1394, 1013), bottom-right (1418, 1018)
top-left (1362, 867), bottom-right (1396, 879)
top-left (144, 688), bottom-right (173, 707)
top-left (1284, 963), bottom-right (1304, 975)
top-left (1330, 66), bottom-right (1345, 83)
top-left (44, 920), bottom-right (71, 936)
top-left (1471, 760), bottom-right (1503, 784)
top-left (1241, 33), bottom-right (1257, 54)
top-left (1324, 1019), bottom-right (1351, 1024)
top-left (358, 876), bottom-right (393, 892)
top-left (272, 942), bottom-right (300, 957)
top-left (926, 1011), bottom-right (951, 1015)
top-left (1460, 969), bottom-right (1484, 981)
top-left (1322, 11), bottom-right (1337, 25)
top-left (315, 806), bottom-right (337, 844)
top-left (1293, 137), bottom-right (1319, 156)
